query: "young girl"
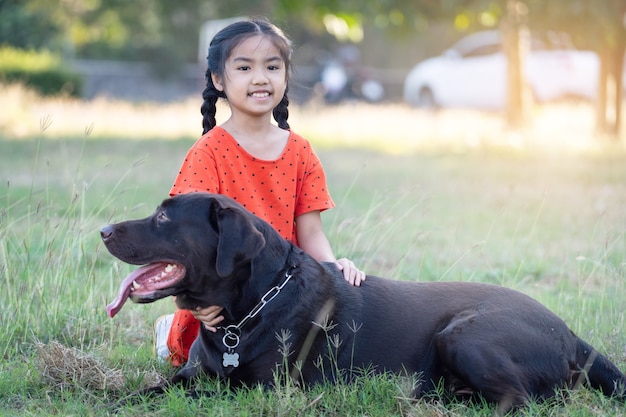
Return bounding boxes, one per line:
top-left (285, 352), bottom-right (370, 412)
top-left (157, 18), bottom-right (365, 366)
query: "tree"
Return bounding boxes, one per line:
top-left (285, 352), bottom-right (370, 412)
top-left (531, 0), bottom-right (626, 138)
top-left (0, 0), bottom-right (60, 49)
top-left (502, 0), bottom-right (531, 128)
top-left (588, 1), bottom-right (626, 138)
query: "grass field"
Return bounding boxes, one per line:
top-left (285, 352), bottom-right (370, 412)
top-left (1, 84), bottom-right (626, 415)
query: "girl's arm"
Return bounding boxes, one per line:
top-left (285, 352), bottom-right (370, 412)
top-left (295, 211), bottom-right (365, 286)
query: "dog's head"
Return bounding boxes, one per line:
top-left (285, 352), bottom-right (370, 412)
top-left (102, 193), bottom-right (268, 318)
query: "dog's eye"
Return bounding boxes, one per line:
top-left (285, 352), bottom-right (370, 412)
top-left (156, 211), bottom-right (169, 223)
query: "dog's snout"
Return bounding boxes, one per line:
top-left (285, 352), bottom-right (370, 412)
top-left (100, 225), bottom-right (114, 241)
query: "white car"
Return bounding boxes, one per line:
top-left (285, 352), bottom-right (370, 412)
top-left (403, 30), bottom-right (599, 109)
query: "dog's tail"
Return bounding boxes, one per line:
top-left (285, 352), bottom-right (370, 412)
top-left (574, 337), bottom-right (626, 399)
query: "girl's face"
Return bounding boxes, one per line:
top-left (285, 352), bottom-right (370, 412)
top-left (212, 34), bottom-right (287, 120)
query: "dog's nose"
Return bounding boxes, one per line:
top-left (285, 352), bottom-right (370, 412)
top-left (100, 225), bottom-right (114, 241)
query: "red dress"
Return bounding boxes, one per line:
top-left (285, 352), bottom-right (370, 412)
top-left (166, 127), bottom-right (334, 366)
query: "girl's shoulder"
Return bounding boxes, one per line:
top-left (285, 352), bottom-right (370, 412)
top-left (285, 130), bottom-right (314, 153)
top-left (192, 126), bottom-right (236, 149)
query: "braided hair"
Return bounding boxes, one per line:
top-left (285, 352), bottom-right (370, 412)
top-left (201, 18), bottom-right (293, 134)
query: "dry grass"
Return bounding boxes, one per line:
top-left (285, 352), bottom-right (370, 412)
top-left (34, 340), bottom-right (165, 392)
top-left (34, 340), bottom-right (126, 391)
top-left (1, 83), bottom-right (202, 139)
top-left (2, 82), bottom-right (625, 154)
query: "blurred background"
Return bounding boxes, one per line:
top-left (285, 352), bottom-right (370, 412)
top-left (1, 0), bottom-right (625, 139)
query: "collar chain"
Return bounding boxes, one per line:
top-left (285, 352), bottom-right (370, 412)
top-left (220, 266), bottom-right (296, 352)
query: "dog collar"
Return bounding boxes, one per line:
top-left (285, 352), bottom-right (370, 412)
top-left (220, 265), bottom-right (297, 368)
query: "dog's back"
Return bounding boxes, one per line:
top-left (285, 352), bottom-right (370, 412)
top-left (323, 275), bottom-right (626, 405)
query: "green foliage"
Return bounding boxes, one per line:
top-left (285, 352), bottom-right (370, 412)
top-left (0, 47), bottom-right (82, 96)
top-left (0, 1), bottom-right (60, 49)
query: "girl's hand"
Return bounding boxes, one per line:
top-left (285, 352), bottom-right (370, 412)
top-left (191, 305), bottom-right (224, 332)
top-left (335, 258), bottom-right (366, 287)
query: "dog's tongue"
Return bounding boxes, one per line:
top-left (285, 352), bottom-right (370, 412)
top-left (106, 262), bottom-right (184, 318)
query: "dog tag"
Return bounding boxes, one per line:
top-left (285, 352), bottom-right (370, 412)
top-left (223, 351), bottom-right (240, 368)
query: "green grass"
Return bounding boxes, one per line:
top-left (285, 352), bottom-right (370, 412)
top-left (1, 127), bottom-right (625, 415)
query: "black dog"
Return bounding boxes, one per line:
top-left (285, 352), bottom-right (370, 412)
top-left (101, 193), bottom-right (625, 412)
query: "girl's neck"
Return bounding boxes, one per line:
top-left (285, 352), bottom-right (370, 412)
top-left (221, 116), bottom-right (289, 161)
top-left (222, 114), bottom-right (273, 138)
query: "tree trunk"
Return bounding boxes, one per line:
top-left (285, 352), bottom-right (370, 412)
top-left (503, 0), bottom-right (531, 129)
top-left (596, 46), bottom-right (609, 135)
top-left (612, 30), bottom-right (625, 138)
top-left (596, 41), bottom-right (625, 138)
top-left (596, 23), bottom-right (626, 138)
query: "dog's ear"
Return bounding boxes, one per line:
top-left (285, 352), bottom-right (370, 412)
top-left (215, 207), bottom-right (266, 278)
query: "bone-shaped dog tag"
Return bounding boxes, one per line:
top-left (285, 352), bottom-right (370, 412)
top-left (223, 351), bottom-right (240, 367)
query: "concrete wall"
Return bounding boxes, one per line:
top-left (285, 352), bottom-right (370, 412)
top-left (71, 60), bottom-right (205, 102)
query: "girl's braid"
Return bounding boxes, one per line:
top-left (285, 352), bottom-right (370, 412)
top-left (201, 67), bottom-right (226, 135)
top-left (273, 87), bottom-right (290, 130)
